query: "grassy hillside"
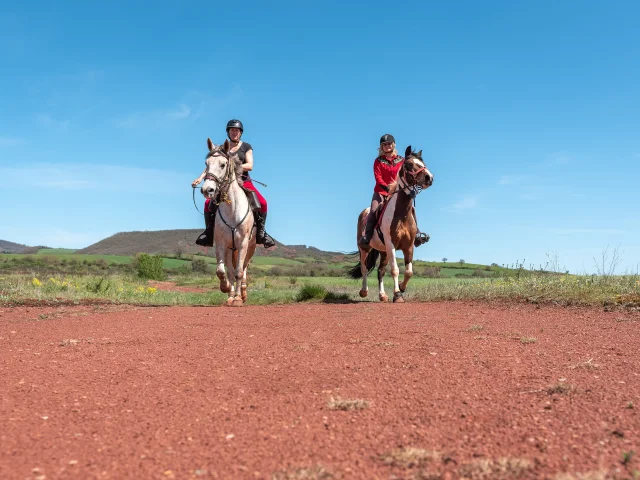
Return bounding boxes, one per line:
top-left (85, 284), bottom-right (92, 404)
top-left (74, 229), bottom-right (347, 262)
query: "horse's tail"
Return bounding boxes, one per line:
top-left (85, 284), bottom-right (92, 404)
top-left (346, 249), bottom-right (380, 279)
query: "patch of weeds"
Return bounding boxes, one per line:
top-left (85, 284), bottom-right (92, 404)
top-left (379, 447), bottom-right (441, 468)
top-left (622, 451), bottom-right (635, 467)
top-left (293, 344), bottom-right (312, 352)
top-left (616, 317), bottom-right (630, 322)
top-left (272, 464), bottom-right (335, 480)
top-left (520, 337), bottom-right (537, 344)
top-left (60, 339), bottom-right (80, 347)
top-left (38, 314), bottom-right (48, 320)
top-left (459, 457), bottom-right (532, 479)
top-left (627, 401), bottom-right (634, 409)
top-left (569, 358), bottom-right (600, 370)
top-left (547, 383), bottom-right (573, 395)
top-left (327, 396), bottom-right (369, 411)
top-left (474, 335), bottom-right (487, 340)
top-left (296, 284), bottom-right (327, 302)
top-left (467, 324), bottom-right (484, 332)
top-left (323, 291), bottom-right (351, 303)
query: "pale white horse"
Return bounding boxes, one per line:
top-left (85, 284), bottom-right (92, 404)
top-left (348, 146), bottom-right (434, 302)
top-left (201, 138), bottom-right (257, 306)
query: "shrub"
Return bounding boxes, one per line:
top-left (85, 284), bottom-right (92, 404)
top-left (135, 253), bottom-right (166, 280)
top-left (296, 284), bottom-right (327, 301)
top-left (191, 258), bottom-right (210, 274)
top-left (422, 266), bottom-right (441, 278)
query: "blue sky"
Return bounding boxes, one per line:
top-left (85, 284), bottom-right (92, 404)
top-left (1, 0), bottom-right (638, 273)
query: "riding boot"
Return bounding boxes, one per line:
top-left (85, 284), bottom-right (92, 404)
top-left (358, 211), bottom-right (377, 249)
top-left (195, 204), bottom-right (217, 247)
top-left (255, 211), bottom-right (276, 248)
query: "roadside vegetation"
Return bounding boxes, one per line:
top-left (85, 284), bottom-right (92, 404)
top-left (1, 249), bottom-right (638, 307)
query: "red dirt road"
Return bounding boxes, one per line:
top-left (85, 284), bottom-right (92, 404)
top-left (1, 302), bottom-right (639, 479)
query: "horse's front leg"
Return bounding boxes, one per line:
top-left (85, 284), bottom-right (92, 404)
top-left (399, 246), bottom-right (414, 294)
top-left (378, 251), bottom-right (389, 302)
top-left (215, 244), bottom-right (231, 294)
top-left (387, 243), bottom-right (404, 303)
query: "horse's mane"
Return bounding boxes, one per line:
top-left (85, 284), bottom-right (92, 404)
top-left (231, 153), bottom-right (244, 186)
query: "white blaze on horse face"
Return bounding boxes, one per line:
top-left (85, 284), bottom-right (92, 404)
top-left (412, 157), bottom-right (434, 188)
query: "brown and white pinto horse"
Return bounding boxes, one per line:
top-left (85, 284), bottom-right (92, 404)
top-left (348, 146), bottom-right (434, 302)
top-left (201, 138), bottom-right (257, 306)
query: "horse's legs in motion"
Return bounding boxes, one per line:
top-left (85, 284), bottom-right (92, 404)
top-left (224, 247), bottom-right (237, 306)
top-left (215, 244), bottom-right (231, 294)
top-left (399, 246), bottom-right (414, 294)
top-left (387, 244), bottom-right (404, 303)
top-left (358, 247), bottom-right (370, 298)
top-left (377, 251), bottom-right (389, 302)
top-left (230, 246), bottom-right (246, 307)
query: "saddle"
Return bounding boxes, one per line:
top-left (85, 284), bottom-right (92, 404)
top-left (241, 186), bottom-right (262, 212)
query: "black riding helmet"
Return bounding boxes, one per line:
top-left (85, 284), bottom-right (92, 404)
top-left (380, 133), bottom-right (395, 144)
top-left (226, 119), bottom-right (244, 133)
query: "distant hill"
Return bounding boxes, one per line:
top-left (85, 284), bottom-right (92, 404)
top-left (0, 239), bottom-right (31, 253)
top-left (75, 229), bottom-right (349, 262)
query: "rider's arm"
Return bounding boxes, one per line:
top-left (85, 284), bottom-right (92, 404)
top-left (242, 149), bottom-right (254, 172)
top-left (192, 167), bottom-right (207, 186)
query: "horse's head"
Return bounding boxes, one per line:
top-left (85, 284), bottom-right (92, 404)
top-left (201, 138), bottom-right (235, 199)
top-left (403, 145), bottom-right (434, 190)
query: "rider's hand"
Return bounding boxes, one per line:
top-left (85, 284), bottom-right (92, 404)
top-left (191, 179), bottom-right (200, 188)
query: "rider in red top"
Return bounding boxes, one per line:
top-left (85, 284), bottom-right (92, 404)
top-left (359, 134), bottom-right (404, 248)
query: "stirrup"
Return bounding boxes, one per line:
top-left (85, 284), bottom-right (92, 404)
top-left (414, 232), bottom-right (430, 247)
top-left (261, 233), bottom-right (276, 248)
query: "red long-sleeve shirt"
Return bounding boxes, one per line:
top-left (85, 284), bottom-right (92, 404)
top-left (373, 155), bottom-right (404, 196)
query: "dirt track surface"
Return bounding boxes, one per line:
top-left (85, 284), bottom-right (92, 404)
top-left (1, 302), bottom-right (639, 479)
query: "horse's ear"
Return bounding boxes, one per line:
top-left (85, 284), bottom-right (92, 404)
top-left (222, 139), bottom-right (230, 153)
top-left (416, 150), bottom-right (422, 158)
top-left (405, 146), bottom-right (412, 158)
top-left (207, 138), bottom-right (214, 151)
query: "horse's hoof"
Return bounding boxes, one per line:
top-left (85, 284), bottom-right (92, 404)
top-left (399, 286), bottom-right (406, 293)
top-left (230, 298), bottom-right (244, 307)
top-left (220, 283), bottom-right (231, 294)
top-left (379, 294), bottom-right (389, 302)
top-left (359, 289), bottom-right (368, 298)
top-left (225, 297), bottom-right (235, 306)
top-left (393, 292), bottom-right (405, 303)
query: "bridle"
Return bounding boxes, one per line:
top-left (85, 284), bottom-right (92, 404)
top-left (203, 148), bottom-right (234, 205)
top-left (399, 156), bottom-right (429, 199)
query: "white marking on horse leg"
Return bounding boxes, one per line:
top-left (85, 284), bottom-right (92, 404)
top-left (388, 246), bottom-right (400, 293)
top-left (400, 261), bottom-right (413, 292)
